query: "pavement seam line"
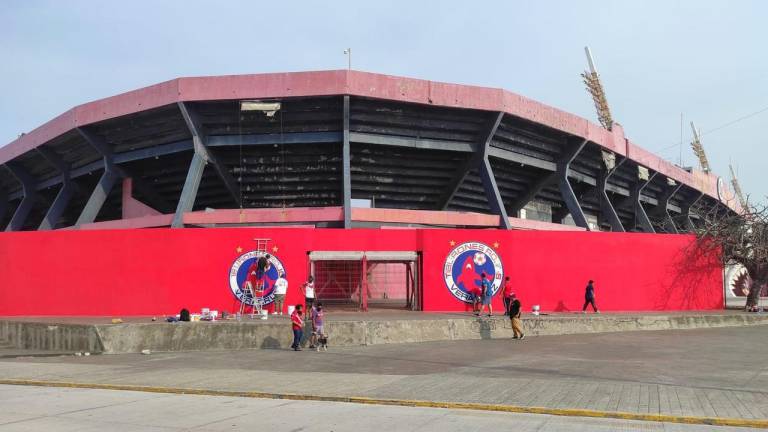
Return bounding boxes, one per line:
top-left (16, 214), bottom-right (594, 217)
top-left (0, 379), bottom-right (765, 429)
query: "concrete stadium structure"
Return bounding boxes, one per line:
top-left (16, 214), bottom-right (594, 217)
top-left (0, 70), bottom-right (740, 232)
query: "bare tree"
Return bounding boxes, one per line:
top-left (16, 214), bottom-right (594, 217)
top-left (690, 200), bottom-right (768, 310)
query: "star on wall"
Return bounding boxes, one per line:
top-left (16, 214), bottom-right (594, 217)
top-left (493, 242), bottom-right (500, 248)
top-left (449, 240), bottom-right (456, 246)
top-left (236, 246), bottom-right (243, 253)
top-left (272, 246), bottom-right (279, 253)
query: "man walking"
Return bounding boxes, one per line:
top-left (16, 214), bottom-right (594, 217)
top-left (582, 280), bottom-right (599, 313)
top-left (509, 294), bottom-right (524, 340)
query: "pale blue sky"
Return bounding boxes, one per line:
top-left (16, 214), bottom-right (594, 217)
top-left (1, 0), bottom-right (766, 200)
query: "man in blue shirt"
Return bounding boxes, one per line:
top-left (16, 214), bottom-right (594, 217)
top-left (477, 273), bottom-right (494, 317)
top-left (582, 280), bottom-right (599, 313)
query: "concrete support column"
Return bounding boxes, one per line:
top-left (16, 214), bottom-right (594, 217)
top-left (556, 139), bottom-right (590, 230)
top-left (680, 191), bottom-right (704, 232)
top-left (597, 155), bottom-right (625, 232)
top-left (172, 153), bottom-right (206, 227)
top-left (652, 181), bottom-right (683, 234)
top-left (477, 112), bottom-right (510, 229)
top-left (631, 170), bottom-right (656, 233)
top-left (342, 95), bottom-right (352, 228)
top-left (0, 188), bottom-right (7, 227)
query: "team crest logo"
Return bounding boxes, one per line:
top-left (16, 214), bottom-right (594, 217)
top-left (443, 242), bottom-right (503, 303)
top-left (229, 251), bottom-right (286, 306)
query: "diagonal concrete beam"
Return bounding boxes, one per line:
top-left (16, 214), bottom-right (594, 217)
top-left (3, 163), bottom-right (37, 231)
top-left (171, 152), bottom-right (206, 228)
top-left (651, 181), bottom-right (683, 234)
top-left (477, 112), bottom-right (511, 229)
top-left (438, 112), bottom-right (509, 228)
top-left (439, 113), bottom-right (503, 211)
top-left (75, 127), bottom-right (122, 227)
top-left (508, 172), bottom-right (556, 217)
top-left (36, 147), bottom-right (79, 230)
top-left (178, 102), bottom-right (241, 209)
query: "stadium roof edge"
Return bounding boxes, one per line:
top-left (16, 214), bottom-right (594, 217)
top-left (0, 69), bottom-right (735, 211)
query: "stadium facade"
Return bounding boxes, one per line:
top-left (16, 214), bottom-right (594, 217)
top-left (0, 70), bottom-right (739, 232)
top-left (0, 71), bottom-right (732, 316)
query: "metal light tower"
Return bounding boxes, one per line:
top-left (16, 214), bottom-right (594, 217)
top-left (729, 164), bottom-right (748, 209)
top-left (581, 46), bottom-right (614, 130)
top-left (689, 122), bottom-right (711, 173)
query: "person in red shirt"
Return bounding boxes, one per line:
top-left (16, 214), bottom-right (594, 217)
top-left (290, 305), bottom-right (304, 351)
top-left (502, 276), bottom-right (513, 316)
top-left (472, 283), bottom-right (482, 315)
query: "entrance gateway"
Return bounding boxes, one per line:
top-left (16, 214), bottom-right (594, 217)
top-left (308, 251), bottom-right (422, 311)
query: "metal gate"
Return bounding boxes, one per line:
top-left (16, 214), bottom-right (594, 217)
top-left (309, 251), bottom-right (421, 311)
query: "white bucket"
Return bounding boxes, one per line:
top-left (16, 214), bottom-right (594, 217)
top-left (287, 305), bottom-right (296, 315)
top-left (532, 305), bottom-right (540, 316)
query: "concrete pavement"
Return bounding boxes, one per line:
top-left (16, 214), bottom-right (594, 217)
top-left (1, 325), bottom-right (767, 427)
top-left (0, 385), bottom-right (761, 431)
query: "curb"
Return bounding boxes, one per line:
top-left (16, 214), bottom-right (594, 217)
top-left (0, 379), bottom-right (765, 429)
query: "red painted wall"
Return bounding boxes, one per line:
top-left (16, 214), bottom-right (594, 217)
top-left (0, 228), bottom-right (722, 316)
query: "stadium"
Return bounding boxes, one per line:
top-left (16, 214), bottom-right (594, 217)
top-left (0, 70), bottom-right (737, 316)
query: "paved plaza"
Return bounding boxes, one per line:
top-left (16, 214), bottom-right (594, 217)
top-left (0, 385), bottom-right (759, 432)
top-left (1, 324), bottom-right (767, 429)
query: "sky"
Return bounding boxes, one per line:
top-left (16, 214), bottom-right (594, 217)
top-left (1, 0), bottom-right (766, 200)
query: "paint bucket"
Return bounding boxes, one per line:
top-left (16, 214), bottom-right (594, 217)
top-left (532, 305), bottom-right (540, 316)
top-left (287, 305), bottom-right (296, 315)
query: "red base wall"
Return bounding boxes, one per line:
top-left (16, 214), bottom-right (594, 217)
top-left (0, 228), bottom-right (723, 316)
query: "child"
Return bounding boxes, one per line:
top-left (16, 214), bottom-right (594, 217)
top-left (290, 305), bottom-right (304, 351)
top-left (472, 283), bottom-right (482, 315)
top-left (312, 303), bottom-right (327, 352)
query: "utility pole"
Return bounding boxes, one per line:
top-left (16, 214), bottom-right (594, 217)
top-left (343, 48), bottom-right (351, 70)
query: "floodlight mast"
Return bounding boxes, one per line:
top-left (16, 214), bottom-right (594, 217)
top-left (689, 121), bottom-right (711, 173)
top-left (581, 46), bottom-right (613, 131)
top-left (729, 164), bottom-right (748, 209)
top-left (585, 46), bottom-right (598, 75)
